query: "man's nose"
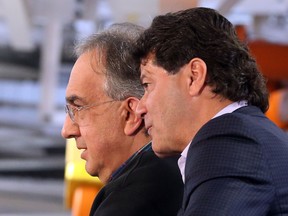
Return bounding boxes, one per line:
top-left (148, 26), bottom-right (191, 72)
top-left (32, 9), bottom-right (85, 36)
top-left (61, 115), bottom-right (79, 139)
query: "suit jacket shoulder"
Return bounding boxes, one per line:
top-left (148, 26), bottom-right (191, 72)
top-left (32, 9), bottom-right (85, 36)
top-left (181, 106), bottom-right (288, 215)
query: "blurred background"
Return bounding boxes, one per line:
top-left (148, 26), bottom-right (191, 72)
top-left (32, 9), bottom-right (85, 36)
top-left (0, 0), bottom-right (288, 215)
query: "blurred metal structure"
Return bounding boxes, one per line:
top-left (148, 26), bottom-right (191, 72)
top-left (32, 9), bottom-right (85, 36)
top-left (0, 0), bottom-right (34, 51)
top-left (0, 0), bottom-right (288, 124)
top-left (0, 0), bottom-right (75, 123)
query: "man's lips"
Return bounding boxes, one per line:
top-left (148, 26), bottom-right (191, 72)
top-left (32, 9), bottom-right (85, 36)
top-left (76, 145), bottom-right (87, 159)
top-left (76, 145), bottom-right (86, 150)
top-left (80, 149), bottom-right (87, 160)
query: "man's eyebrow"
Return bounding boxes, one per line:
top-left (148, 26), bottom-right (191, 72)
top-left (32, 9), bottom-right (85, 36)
top-left (65, 95), bottom-right (85, 104)
top-left (140, 69), bottom-right (153, 82)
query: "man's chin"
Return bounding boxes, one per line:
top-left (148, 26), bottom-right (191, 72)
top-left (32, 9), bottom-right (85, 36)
top-left (151, 142), bottom-right (180, 157)
top-left (155, 152), bottom-right (169, 158)
top-left (85, 163), bottom-right (96, 176)
top-left (154, 150), bottom-right (179, 158)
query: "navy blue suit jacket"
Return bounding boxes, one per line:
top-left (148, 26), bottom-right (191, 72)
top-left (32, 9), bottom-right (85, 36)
top-left (178, 106), bottom-right (288, 216)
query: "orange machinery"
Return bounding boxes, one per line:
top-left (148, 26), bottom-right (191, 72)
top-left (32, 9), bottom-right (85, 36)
top-left (248, 39), bottom-right (288, 129)
top-left (235, 25), bottom-right (288, 129)
top-left (65, 138), bottom-right (103, 216)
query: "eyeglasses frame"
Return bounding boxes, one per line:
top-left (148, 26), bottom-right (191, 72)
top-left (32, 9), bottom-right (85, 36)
top-left (65, 100), bottom-right (115, 123)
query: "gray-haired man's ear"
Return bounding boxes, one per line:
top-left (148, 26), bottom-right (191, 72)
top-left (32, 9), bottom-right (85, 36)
top-left (123, 97), bottom-right (143, 136)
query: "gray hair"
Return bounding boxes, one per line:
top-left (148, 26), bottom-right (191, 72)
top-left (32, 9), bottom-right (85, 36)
top-left (74, 22), bottom-right (145, 100)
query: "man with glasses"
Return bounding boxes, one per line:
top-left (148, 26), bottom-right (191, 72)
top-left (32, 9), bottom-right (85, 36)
top-left (61, 23), bottom-right (183, 216)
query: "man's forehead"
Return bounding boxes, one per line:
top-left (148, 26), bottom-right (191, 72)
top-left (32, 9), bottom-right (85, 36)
top-left (141, 52), bottom-right (157, 66)
top-left (140, 60), bottom-right (158, 80)
top-left (66, 64), bottom-right (106, 103)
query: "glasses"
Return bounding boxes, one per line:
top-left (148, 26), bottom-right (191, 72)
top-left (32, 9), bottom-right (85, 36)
top-left (65, 100), bottom-right (114, 123)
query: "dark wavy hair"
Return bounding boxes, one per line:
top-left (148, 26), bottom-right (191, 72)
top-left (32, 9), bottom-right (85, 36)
top-left (134, 7), bottom-right (269, 112)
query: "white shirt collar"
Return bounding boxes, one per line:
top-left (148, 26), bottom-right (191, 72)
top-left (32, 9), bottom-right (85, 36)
top-left (212, 100), bottom-right (248, 119)
top-left (178, 100), bottom-right (248, 183)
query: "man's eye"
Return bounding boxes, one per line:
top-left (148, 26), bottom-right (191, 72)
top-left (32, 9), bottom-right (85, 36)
top-left (142, 83), bottom-right (149, 88)
top-left (71, 103), bottom-right (83, 110)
